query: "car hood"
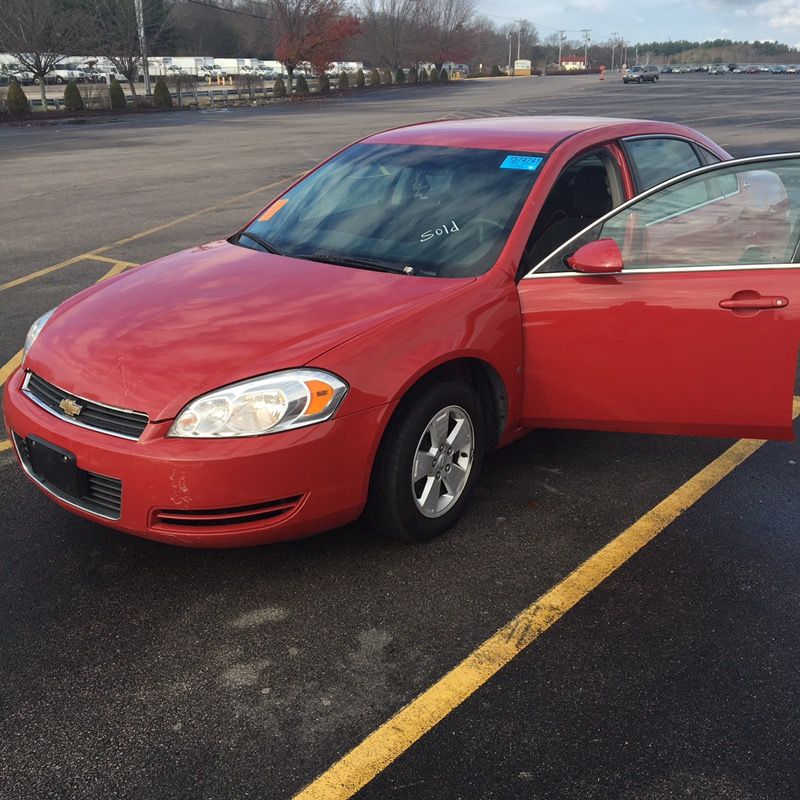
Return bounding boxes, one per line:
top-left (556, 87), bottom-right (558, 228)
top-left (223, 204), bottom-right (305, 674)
top-left (28, 241), bottom-right (472, 420)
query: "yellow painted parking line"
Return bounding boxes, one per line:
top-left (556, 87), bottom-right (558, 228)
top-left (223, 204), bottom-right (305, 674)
top-left (294, 400), bottom-right (800, 800)
top-left (0, 260), bottom-right (140, 453)
top-left (0, 349), bottom-right (24, 453)
top-left (96, 260), bottom-right (137, 280)
top-left (0, 172), bottom-right (302, 295)
top-left (0, 349), bottom-right (23, 386)
top-left (0, 257), bottom-right (93, 293)
top-left (83, 255), bottom-right (140, 267)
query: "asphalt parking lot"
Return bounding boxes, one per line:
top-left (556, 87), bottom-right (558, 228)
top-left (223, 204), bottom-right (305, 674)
top-left (2, 74), bottom-right (799, 799)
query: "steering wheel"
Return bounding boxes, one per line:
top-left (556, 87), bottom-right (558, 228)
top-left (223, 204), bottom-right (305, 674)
top-left (472, 218), bottom-right (505, 245)
top-left (433, 219), bottom-right (505, 277)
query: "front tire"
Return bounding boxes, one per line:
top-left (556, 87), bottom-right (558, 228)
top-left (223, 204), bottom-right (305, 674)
top-left (366, 379), bottom-right (485, 542)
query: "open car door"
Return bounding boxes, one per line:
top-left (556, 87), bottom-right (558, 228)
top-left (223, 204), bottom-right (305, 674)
top-left (517, 154), bottom-right (800, 440)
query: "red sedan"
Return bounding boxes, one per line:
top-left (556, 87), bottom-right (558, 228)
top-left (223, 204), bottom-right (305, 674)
top-left (4, 117), bottom-right (800, 546)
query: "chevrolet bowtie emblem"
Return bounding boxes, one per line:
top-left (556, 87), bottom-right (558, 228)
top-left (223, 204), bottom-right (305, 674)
top-left (59, 397), bottom-right (83, 417)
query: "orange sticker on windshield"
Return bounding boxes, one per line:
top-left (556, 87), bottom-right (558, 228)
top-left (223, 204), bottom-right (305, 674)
top-left (259, 198), bottom-right (288, 222)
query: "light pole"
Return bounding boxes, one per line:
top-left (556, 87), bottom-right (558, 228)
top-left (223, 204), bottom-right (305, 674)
top-left (134, 0), bottom-right (151, 96)
top-left (516, 20), bottom-right (524, 62)
top-left (558, 30), bottom-right (565, 68)
top-left (581, 28), bottom-right (591, 69)
top-left (610, 31), bottom-right (619, 71)
top-left (507, 32), bottom-right (512, 71)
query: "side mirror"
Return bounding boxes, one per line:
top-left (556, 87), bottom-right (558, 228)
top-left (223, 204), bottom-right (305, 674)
top-left (565, 238), bottom-right (624, 274)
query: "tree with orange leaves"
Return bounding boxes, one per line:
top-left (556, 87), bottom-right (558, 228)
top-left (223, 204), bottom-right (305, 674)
top-left (270, 0), bottom-right (360, 95)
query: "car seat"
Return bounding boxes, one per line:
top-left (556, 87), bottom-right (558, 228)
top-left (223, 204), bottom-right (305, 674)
top-left (523, 168), bottom-right (613, 271)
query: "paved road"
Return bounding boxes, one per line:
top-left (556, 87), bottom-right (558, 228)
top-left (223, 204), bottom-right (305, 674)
top-left (1, 74), bottom-right (799, 799)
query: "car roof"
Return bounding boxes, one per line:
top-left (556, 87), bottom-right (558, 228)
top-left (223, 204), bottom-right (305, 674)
top-left (363, 116), bottom-right (702, 155)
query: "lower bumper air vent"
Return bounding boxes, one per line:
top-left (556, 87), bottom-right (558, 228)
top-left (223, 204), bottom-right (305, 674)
top-left (152, 496), bottom-right (304, 530)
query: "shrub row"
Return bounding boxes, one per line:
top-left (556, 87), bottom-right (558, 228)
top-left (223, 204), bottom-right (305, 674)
top-left (1, 66), bottom-right (454, 117)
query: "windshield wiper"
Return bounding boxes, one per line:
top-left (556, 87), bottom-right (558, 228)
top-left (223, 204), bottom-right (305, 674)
top-left (296, 253), bottom-right (414, 274)
top-left (237, 230), bottom-right (283, 255)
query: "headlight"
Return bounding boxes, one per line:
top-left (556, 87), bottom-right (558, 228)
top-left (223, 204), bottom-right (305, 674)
top-left (168, 369), bottom-right (348, 438)
top-left (23, 308), bottom-right (56, 361)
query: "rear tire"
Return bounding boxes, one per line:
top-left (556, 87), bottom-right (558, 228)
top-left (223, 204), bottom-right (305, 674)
top-left (365, 379), bottom-right (485, 542)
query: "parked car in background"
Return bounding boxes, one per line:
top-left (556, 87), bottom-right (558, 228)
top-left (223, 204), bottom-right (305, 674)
top-left (708, 64), bottom-right (726, 75)
top-left (197, 64), bottom-right (227, 80)
top-left (97, 66), bottom-right (128, 83)
top-left (10, 69), bottom-right (36, 85)
top-left (37, 64), bottom-right (85, 85)
top-left (81, 67), bottom-right (105, 83)
top-left (623, 65), bottom-right (660, 83)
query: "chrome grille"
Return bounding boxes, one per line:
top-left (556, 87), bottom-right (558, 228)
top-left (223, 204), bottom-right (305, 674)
top-left (23, 372), bottom-right (149, 440)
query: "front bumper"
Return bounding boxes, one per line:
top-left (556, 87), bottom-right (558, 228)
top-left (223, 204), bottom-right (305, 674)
top-left (3, 368), bottom-right (394, 547)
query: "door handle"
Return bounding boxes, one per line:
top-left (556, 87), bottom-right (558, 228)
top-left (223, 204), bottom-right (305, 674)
top-left (719, 294), bottom-right (789, 310)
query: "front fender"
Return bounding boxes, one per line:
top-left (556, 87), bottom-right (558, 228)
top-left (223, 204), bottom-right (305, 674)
top-left (308, 269), bottom-right (524, 446)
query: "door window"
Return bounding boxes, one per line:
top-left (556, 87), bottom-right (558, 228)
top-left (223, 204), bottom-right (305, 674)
top-left (624, 137), bottom-right (702, 190)
top-left (530, 157), bottom-right (800, 275)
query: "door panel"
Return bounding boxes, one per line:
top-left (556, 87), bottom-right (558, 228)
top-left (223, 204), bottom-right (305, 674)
top-left (518, 154), bottom-right (800, 441)
top-left (520, 269), bottom-right (799, 439)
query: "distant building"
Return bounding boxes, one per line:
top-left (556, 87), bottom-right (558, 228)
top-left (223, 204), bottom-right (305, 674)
top-left (561, 56), bottom-right (586, 71)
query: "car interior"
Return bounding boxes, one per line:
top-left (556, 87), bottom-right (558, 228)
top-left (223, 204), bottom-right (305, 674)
top-left (520, 151), bottom-right (624, 277)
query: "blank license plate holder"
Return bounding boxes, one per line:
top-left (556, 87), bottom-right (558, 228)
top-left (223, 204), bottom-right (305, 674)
top-left (26, 435), bottom-right (88, 498)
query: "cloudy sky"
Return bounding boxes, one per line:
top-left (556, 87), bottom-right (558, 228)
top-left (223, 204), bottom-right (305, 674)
top-left (473, 0), bottom-right (800, 47)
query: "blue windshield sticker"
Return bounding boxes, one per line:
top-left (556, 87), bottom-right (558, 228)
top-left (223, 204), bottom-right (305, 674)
top-left (500, 155), bottom-right (543, 171)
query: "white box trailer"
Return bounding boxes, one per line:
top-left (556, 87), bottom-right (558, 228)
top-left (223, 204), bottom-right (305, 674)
top-left (252, 60), bottom-right (286, 78)
top-left (169, 56), bottom-right (214, 76)
top-left (214, 58), bottom-right (251, 75)
top-left (146, 57), bottom-right (189, 77)
top-left (331, 61), bottom-right (363, 73)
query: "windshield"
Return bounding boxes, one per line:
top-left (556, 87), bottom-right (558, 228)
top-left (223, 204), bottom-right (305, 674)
top-left (239, 143), bottom-right (545, 277)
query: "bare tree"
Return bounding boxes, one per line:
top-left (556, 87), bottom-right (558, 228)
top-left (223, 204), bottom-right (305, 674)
top-left (418, 0), bottom-right (475, 69)
top-left (0, 0), bottom-right (83, 108)
top-left (466, 15), bottom-right (500, 71)
top-left (85, 0), bottom-right (173, 97)
top-left (357, 0), bottom-right (420, 71)
top-left (169, 0), bottom-right (249, 57)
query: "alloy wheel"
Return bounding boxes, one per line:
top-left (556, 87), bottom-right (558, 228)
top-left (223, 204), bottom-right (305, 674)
top-left (412, 405), bottom-right (474, 518)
